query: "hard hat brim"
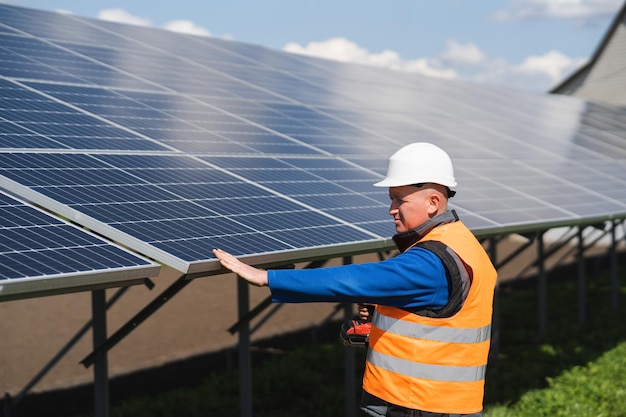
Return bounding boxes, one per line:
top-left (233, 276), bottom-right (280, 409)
top-left (373, 177), bottom-right (457, 188)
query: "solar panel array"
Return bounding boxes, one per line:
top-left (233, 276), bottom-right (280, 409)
top-left (0, 189), bottom-right (159, 301)
top-left (1, 4), bottom-right (625, 283)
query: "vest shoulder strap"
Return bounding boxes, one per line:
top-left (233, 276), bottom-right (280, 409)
top-left (405, 240), bottom-right (471, 318)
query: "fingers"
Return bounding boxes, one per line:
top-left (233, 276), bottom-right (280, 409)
top-left (213, 248), bottom-right (244, 274)
top-left (357, 305), bottom-right (369, 322)
top-left (212, 248), bottom-right (269, 287)
top-left (357, 303), bottom-right (376, 322)
top-left (213, 248), bottom-right (235, 266)
top-left (212, 248), bottom-right (231, 261)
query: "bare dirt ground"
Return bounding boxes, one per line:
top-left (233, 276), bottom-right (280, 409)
top-left (0, 237), bottom-right (617, 416)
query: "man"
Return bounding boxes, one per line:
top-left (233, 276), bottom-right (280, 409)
top-left (213, 142), bottom-right (497, 417)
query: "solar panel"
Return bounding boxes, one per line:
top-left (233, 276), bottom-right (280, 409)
top-left (0, 189), bottom-right (159, 301)
top-left (0, 151), bottom-right (384, 273)
top-left (0, 4), bottom-right (625, 280)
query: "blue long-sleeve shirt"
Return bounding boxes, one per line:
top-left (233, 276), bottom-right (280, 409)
top-left (267, 246), bottom-right (449, 310)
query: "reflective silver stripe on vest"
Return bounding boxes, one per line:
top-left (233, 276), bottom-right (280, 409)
top-left (368, 349), bottom-right (487, 382)
top-left (373, 312), bottom-right (491, 344)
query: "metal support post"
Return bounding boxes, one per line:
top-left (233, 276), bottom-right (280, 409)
top-left (343, 254), bottom-right (356, 417)
top-left (227, 259), bottom-right (329, 417)
top-left (91, 289), bottom-right (109, 417)
top-left (82, 275), bottom-right (190, 368)
top-left (237, 277), bottom-right (252, 417)
top-left (577, 227), bottom-right (586, 325)
top-left (537, 232), bottom-right (546, 338)
top-left (610, 220), bottom-right (619, 311)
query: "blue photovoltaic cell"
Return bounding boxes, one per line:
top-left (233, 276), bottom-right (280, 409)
top-left (0, 3), bottom-right (624, 279)
top-left (0, 190), bottom-right (158, 300)
top-left (198, 155), bottom-right (390, 235)
top-left (194, 196), bottom-right (306, 215)
top-left (58, 39), bottom-right (286, 102)
top-left (0, 34), bottom-right (160, 91)
top-left (0, 80), bottom-right (171, 152)
top-left (0, 151), bottom-right (382, 269)
top-left (0, 5), bottom-right (126, 46)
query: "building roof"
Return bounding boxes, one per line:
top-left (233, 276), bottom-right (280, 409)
top-left (550, 1), bottom-right (626, 107)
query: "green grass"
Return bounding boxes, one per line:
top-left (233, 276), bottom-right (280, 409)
top-left (482, 269), bottom-right (626, 417)
top-left (485, 342), bottom-right (626, 417)
top-left (96, 268), bottom-right (625, 417)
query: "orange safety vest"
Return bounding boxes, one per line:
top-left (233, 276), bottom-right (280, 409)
top-left (362, 220), bottom-right (497, 414)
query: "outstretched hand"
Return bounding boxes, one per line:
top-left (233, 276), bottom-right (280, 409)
top-left (212, 248), bottom-right (269, 287)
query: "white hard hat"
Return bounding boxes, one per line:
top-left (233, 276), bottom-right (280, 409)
top-left (373, 142), bottom-right (457, 188)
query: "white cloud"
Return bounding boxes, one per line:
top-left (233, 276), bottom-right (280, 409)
top-left (440, 40), bottom-right (488, 66)
top-left (97, 8), bottom-right (210, 37)
top-left (491, 0), bottom-right (622, 22)
top-left (283, 37), bottom-right (586, 92)
top-left (284, 37), bottom-right (457, 80)
top-left (471, 51), bottom-right (587, 91)
top-left (285, 37), bottom-right (381, 63)
top-left (517, 50), bottom-right (586, 82)
top-left (162, 20), bottom-right (210, 37)
top-left (97, 8), bottom-right (152, 27)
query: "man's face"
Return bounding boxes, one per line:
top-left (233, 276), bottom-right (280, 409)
top-left (388, 185), bottom-right (435, 233)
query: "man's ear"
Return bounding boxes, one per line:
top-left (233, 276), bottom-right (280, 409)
top-left (427, 192), bottom-right (441, 215)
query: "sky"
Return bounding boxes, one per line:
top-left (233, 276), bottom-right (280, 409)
top-left (2, 0), bottom-right (624, 93)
